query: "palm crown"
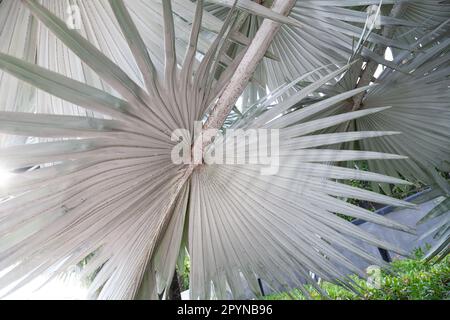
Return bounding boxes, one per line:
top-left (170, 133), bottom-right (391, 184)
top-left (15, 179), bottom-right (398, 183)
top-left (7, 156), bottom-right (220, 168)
top-left (0, 0), bottom-right (448, 299)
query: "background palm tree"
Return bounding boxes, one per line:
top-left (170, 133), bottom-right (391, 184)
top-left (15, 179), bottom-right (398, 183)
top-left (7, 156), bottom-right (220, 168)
top-left (0, 0), bottom-right (448, 299)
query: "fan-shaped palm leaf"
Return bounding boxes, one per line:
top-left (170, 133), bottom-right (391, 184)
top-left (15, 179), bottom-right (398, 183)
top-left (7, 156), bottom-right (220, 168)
top-left (0, 0), bottom-right (437, 300)
top-left (307, 24), bottom-right (450, 194)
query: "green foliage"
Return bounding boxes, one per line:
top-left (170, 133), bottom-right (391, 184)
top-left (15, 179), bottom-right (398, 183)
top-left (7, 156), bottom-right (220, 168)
top-left (177, 254), bottom-right (191, 292)
top-left (265, 251), bottom-right (449, 300)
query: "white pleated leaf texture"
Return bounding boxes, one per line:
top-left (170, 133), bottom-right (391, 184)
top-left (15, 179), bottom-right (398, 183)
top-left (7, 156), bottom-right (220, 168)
top-left (0, 0), bottom-right (426, 300)
top-left (0, 0), bottom-right (245, 299)
top-left (314, 25), bottom-right (450, 195)
top-left (418, 197), bottom-right (449, 262)
top-left (188, 106), bottom-right (416, 299)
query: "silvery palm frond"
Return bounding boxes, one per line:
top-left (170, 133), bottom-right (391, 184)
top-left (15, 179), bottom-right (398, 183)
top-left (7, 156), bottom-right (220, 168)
top-left (205, 0), bottom-right (420, 93)
top-left (310, 26), bottom-right (450, 195)
top-left (418, 197), bottom-right (450, 262)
